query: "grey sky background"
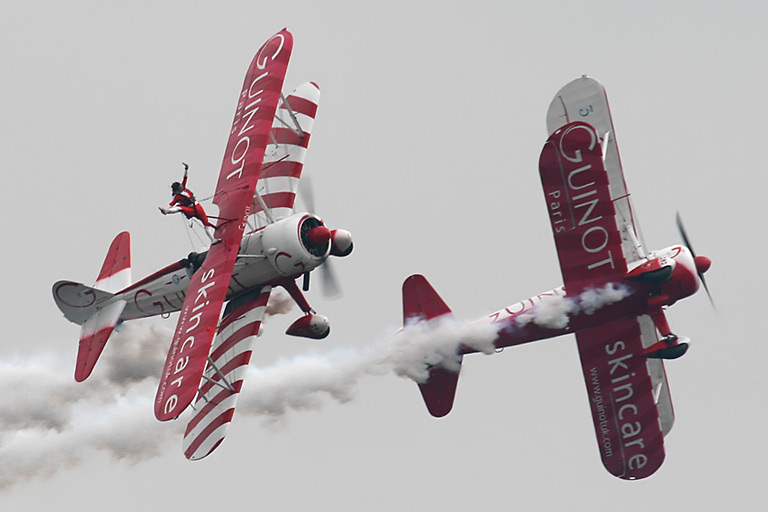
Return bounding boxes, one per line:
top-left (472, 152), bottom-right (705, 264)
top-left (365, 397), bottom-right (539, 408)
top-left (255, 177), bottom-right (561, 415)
top-left (1, 1), bottom-right (766, 510)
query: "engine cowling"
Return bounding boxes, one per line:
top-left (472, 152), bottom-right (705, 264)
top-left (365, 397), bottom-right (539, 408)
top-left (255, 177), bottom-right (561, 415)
top-left (257, 214), bottom-right (331, 278)
top-left (285, 314), bottom-right (330, 339)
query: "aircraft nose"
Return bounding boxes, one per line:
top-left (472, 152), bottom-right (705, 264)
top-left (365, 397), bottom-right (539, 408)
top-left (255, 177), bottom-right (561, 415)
top-left (694, 256), bottom-right (711, 274)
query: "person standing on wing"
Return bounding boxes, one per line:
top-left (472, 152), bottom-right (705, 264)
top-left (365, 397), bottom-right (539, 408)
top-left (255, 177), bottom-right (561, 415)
top-left (159, 163), bottom-right (219, 243)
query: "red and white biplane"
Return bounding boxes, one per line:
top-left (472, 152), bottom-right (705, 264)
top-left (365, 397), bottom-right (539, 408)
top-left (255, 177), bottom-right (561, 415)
top-left (52, 29), bottom-right (353, 460)
top-left (401, 76), bottom-right (712, 480)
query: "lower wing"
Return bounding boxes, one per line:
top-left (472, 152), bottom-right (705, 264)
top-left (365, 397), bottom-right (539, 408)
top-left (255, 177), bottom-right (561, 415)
top-left (182, 287), bottom-right (272, 460)
top-left (575, 316), bottom-right (666, 480)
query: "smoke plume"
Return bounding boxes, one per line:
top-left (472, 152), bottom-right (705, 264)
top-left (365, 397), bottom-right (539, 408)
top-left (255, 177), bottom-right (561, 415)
top-left (1, 283), bottom-right (629, 489)
top-left (0, 323), bottom-right (183, 489)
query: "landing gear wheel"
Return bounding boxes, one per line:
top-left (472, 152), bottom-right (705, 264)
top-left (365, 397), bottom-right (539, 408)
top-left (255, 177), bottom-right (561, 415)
top-left (641, 340), bottom-right (689, 360)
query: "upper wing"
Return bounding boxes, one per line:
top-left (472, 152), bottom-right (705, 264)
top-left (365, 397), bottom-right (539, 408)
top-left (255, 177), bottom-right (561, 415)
top-left (251, 81), bottom-right (321, 228)
top-left (575, 316), bottom-right (666, 480)
top-left (154, 29), bottom-right (293, 421)
top-left (546, 76), bottom-right (646, 265)
top-left (183, 287), bottom-right (272, 460)
top-left (538, 121), bottom-right (628, 293)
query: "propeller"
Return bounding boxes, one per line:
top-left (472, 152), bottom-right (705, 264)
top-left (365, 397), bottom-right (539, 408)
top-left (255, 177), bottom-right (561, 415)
top-left (299, 175), bottom-right (317, 214)
top-left (320, 259), bottom-right (341, 298)
top-left (676, 212), bottom-right (714, 308)
top-left (299, 176), bottom-right (342, 298)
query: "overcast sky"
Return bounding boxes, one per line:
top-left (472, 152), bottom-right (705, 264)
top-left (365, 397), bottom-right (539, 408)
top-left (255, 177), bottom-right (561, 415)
top-left (1, 1), bottom-right (766, 510)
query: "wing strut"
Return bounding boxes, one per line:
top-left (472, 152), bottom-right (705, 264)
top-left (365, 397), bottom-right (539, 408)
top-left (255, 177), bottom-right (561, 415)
top-left (277, 93), bottom-right (306, 137)
top-left (253, 188), bottom-right (275, 224)
top-left (201, 356), bottom-right (236, 393)
top-left (600, 130), bottom-right (611, 164)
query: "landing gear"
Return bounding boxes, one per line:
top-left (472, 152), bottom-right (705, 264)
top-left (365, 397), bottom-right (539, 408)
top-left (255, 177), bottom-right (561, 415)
top-left (640, 307), bottom-right (689, 360)
top-left (280, 278), bottom-right (331, 340)
top-left (640, 335), bottom-right (689, 360)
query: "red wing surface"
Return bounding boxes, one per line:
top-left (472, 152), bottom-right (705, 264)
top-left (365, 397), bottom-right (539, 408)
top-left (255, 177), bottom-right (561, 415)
top-left (575, 317), bottom-right (665, 480)
top-left (538, 121), bottom-right (628, 294)
top-left (546, 76), bottom-right (645, 264)
top-left (183, 287), bottom-right (271, 460)
top-left (154, 30), bottom-right (293, 421)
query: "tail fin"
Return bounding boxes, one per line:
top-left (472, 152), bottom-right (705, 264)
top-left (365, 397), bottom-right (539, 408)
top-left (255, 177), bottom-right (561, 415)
top-left (94, 231), bottom-right (131, 293)
top-left (52, 232), bottom-right (132, 382)
top-left (402, 274), bottom-right (462, 418)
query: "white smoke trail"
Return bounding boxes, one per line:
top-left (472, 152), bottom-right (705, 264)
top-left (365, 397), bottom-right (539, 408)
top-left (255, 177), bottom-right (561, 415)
top-left (234, 284), bottom-right (631, 423)
top-left (389, 316), bottom-right (499, 382)
top-left (578, 282), bottom-right (631, 315)
top-left (516, 283), bottom-right (632, 329)
top-left (237, 315), bottom-right (500, 423)
top-left (0, 323), bottom-right (181, 489)
top-left (264, 288), bottom-right (295, 317)
top-left (0, 282), bottom-right (630, 489)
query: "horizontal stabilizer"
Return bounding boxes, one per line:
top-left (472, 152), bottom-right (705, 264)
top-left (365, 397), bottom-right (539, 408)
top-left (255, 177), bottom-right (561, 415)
top-left (402, 274), bottom-right (462, 417)
top-left (52, 281), bottom-right (116, 325)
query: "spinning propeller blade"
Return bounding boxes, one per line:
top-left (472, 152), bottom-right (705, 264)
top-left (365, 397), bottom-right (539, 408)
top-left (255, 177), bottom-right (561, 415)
top-left (299, 175), bottom-right (316, 214)
top-left (320, 259), bottom-right (341, 298)
top-left (676, 212), bottom-right (714, 308)
top-left (298, 175), bottom-right (342, 297)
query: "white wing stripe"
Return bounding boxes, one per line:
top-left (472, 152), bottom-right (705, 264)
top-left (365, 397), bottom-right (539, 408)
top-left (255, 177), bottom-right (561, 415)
top-left (272, 111), bottom-right (315, 133)
top-left (182, 288), bottom-right (271, 460)
top-left (263, 145), bottom-right (308, 165)
top-left (252, 82), bottom-right (320, 227)
top-left (256, 176), bottom-right (299, 195)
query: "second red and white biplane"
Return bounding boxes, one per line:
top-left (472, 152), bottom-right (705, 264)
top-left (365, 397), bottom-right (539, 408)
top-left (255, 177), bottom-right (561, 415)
top-left (401, 76), bottom-right (712, 480)
top-left (52, 29), bottom-right (353, 460)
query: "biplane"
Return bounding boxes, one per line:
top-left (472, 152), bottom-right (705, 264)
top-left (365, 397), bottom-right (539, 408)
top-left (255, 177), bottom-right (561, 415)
top-left (52, 29), bottom-right (353, 460)
top-left (401, 76), bottom-right (711, 480)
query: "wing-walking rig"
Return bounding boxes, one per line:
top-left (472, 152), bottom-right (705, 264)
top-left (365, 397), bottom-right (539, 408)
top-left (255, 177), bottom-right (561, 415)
top-left (52, 29), bottom-right (354, 459)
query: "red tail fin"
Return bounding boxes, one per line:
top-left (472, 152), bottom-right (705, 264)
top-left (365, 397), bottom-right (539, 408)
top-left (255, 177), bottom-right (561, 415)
top-left (402, 275), bottom-right (461, 417)
top-left (94, 231), bottom-right (131, 293)
top-left (73, 232), bottom-right (132, 381)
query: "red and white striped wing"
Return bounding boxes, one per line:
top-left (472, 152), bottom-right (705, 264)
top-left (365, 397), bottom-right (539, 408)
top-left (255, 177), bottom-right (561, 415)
top-left (182, 287), bottom-right (271, 460)
top-left (154, 29), bottom-right (292, 422)
top-left (252, 81), bottom-right (320, 227)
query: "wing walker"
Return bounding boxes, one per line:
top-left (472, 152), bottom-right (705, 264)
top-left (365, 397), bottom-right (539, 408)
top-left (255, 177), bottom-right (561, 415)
top-left (401, 76), bottom-right (712, 480)
top-left (52, 29), bottom-right (353, 460)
